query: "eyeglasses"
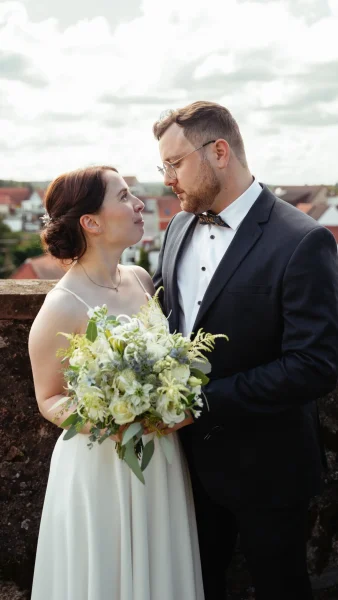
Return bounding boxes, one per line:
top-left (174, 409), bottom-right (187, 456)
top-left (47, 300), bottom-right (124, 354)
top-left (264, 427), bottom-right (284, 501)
top-left (157, 140), bottom-right (216, 181)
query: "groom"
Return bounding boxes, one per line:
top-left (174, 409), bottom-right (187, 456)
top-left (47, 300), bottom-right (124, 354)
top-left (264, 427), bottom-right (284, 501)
top-left (152, 101), bottom-right (338, 600)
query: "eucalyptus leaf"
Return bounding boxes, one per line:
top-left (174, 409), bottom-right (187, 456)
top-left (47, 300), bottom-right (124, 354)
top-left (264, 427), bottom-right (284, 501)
top-left (60, 412), bottom-right (79, 428)
top-left (190, 367), bottom-right (209, 386)
top-left (122, 422), bottom-right (143, 446)
top-left (98, 432), bottom-right (110, 444)
top-left (63, 424), bottom-right (80, 441)
top-left (86, 320), bottom-right (98, 342)
top-left (141, 439), bottom-right (155, 472)
top-left (124, 441), bottom-right (145, 484)
top-left (159, 435), bottom-right (174, 464)
top-left (107, 315), bottom-right (118, 322)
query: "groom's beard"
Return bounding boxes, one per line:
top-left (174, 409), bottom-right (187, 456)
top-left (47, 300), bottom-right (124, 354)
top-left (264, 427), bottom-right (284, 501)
top-left (179, 160), bottom-right (221, 215)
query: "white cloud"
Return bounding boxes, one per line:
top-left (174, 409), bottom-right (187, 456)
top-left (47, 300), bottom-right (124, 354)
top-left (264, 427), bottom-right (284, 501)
top-left (0, 0), bottom-right (337, 183)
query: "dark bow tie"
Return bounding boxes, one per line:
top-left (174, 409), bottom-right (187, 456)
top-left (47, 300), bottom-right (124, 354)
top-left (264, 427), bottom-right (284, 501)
top-left (198, 212), bottom-right (230, 228)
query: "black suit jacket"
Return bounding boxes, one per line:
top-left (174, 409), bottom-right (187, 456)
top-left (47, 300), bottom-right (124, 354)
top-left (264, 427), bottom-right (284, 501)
top-left (153, 185), bottom-right (338, 507)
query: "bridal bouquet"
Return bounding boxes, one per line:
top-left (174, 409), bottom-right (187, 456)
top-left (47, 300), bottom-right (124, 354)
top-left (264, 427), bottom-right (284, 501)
top-left (51, 290), bottom-right (227, 483)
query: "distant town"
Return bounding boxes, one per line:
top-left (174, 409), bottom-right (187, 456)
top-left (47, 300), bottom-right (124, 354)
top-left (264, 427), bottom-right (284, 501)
top-left (1, 178), bottom-right (338, 280)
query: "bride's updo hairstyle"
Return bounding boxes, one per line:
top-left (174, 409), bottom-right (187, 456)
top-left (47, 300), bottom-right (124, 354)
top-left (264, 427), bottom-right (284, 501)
top-left (41, 165), bottom-right (118, 262)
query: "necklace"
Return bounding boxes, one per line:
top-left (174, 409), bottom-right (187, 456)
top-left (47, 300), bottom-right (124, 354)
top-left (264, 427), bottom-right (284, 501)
top-left (77, 261), bottom-right (122, 292)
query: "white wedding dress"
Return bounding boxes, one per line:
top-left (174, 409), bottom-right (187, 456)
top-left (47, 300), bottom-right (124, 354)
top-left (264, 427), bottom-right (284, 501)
top-left (31, 274), bottom-right (205, 600)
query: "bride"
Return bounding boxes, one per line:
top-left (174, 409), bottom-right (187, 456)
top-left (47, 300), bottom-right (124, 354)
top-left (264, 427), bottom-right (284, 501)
top-left (29, 165), bottom-right (204, 600)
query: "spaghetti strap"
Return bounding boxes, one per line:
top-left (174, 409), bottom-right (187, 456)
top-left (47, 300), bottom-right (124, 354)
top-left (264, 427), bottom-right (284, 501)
top-left (48, 286), bottom-right (93, 311)
top-left (131, 268), bottom-right (152, 300)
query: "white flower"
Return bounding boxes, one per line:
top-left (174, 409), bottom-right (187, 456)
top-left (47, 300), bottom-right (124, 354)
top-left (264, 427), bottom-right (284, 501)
top-left (153, 356), bottom-right (175, 374)
top-left (156, 394), bottom-right (185, 426)
top-left (125, 382), bottom-right (153, 415)
top-left (157, 371), bottom-right (189, 404)
top-left (192, 386), bottom-right (202, 397)
top-left (146, 340), bottom-right (169, 362)
top-left (170, 363), bottom-right (190, 385)
top-left (109, 399), bottom-right (136, 425)
top-left (76, 384), bottom-right (107, 421)
top-left (91, 335), bottom-right (117, 364)
top-left (188, 375), bottom-right (202, 387)
top-left (86, 305), bottom-right (108, 330)
top-left (123, 343), bottom-right (144, 365)
top-left (110, 319), bottom-right (145, 341)
top-left (115, 369), bottom-right (138, 393)
top-left (87, 305), bottom-right (106, 320)
top-left (69, 348), bottom-right (91, 368)
top-left (104, 320), bottom-right (143, 354)
top-left (188, 376), bottom-right (202, 397)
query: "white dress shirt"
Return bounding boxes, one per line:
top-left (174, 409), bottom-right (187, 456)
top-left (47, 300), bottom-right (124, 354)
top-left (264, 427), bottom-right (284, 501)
top-left (177, 178), bottom-right (262, 336)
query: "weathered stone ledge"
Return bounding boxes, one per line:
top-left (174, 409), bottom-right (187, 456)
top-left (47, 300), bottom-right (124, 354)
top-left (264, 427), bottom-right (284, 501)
top-left (0, 280), bottom-right (337, 600)
top-left (0, 280), bottom-right (56, 319)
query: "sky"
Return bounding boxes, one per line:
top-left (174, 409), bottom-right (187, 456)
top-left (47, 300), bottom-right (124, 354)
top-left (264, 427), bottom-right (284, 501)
top-left (1, 0), bottom-right (338, 185)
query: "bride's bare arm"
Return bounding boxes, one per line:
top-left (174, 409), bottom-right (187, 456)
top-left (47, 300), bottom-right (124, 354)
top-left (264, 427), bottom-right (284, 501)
top-left (28, 292), bottom-right (92, 433)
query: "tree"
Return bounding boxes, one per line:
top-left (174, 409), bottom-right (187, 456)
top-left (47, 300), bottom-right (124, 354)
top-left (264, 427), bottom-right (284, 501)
top-left (0, 219), bottom-right (19, 277)
top-left (0, 224), bottom-right (43, 277)
top-left (11, 234), bottom-right (43, 268)
top-left (0, 179), bottom-right (33, 192)
top-left (136, 247), bottom-right (151, 274)
top-left (0, 219), bottom-right (12, 237)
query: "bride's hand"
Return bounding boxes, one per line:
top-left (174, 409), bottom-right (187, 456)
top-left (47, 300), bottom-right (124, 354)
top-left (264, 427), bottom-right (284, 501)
top-left (142, 421), bottom-right (167, 435)
top-left (109, 424), bottom-right (128, 443)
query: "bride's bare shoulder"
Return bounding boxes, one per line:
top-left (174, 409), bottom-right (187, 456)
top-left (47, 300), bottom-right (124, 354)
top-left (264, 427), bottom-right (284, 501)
top-left (124, 265), bottom-right (155, 295)
top-left (29, 286), bottom-right (83, 342)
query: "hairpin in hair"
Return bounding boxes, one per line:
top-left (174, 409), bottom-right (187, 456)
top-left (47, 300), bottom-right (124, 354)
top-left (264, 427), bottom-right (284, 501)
top-left (40, 213), bottom-right (53, 226)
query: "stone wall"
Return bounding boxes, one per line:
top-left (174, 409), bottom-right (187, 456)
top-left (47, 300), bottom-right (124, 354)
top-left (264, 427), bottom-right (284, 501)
top-left (0, 281), bottom-right (59, 597)
top-left (0, 280), bottom-right (337, 599)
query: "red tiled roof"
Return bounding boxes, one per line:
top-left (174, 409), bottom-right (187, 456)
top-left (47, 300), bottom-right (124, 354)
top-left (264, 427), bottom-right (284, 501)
top-left (0, 194), bottom-right (12, 205)
top-left (296, 203), bottom-right (313, 214)
top-left (10, 254), bottom-right (68, 280)
top-left (295, 201), bottom-right (329, 221)
top-left (0, 187), bottom-right (31, 206)
top-left (325, 226), bottom-right (338, 242)
top-left (10, 262), bottom-right (37, 279)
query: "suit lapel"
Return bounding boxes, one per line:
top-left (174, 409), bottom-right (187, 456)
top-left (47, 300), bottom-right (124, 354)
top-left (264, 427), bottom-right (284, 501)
top-left (192, 186), bottom-right (275, 332)
top-left (166, 213), bottom-right (197, 332)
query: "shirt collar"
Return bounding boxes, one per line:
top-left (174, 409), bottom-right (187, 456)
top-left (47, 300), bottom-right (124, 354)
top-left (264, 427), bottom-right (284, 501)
top-left (217, 178), bottom-right (262, 231)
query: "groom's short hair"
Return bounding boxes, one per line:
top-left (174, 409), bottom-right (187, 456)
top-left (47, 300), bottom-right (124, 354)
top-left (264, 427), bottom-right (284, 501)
top-left (153, 101), bottom-right (247, 168)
